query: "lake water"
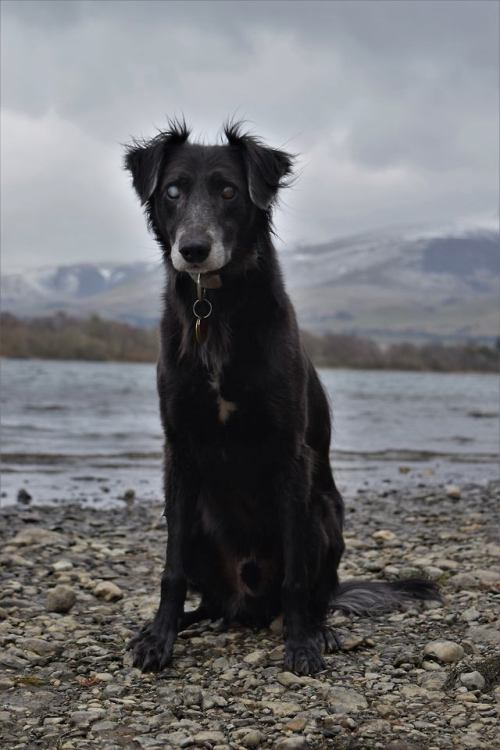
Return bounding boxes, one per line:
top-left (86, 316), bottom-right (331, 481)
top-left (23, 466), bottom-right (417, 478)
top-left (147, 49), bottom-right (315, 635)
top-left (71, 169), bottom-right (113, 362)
top-left (1, 359), bottom-right (498, 507)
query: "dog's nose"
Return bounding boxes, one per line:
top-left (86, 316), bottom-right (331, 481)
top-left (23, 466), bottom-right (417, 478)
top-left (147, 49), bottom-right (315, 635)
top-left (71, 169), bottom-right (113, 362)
top-left (179, 241), bottom-right (211, 264)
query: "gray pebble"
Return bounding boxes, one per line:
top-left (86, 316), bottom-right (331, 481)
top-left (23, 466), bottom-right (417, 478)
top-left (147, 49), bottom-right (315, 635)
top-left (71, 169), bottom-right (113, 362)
top-left (46, 584), bottom-right (76, 613)
top-left (327, 686), bottom-right (368, 713)
top-left (460, 671), bottom-right (486, 690)
top-left (423, 640), bottom-right (464, 663)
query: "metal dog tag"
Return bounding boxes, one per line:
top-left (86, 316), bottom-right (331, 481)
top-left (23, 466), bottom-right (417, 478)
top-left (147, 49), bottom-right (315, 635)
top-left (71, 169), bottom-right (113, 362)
top-left (195, 318), bottom-right (208, 345)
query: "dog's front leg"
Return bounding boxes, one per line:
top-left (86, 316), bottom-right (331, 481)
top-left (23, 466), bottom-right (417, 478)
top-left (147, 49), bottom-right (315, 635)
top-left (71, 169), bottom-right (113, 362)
top-left (128, 461), bottom-right (195, 672)
top-left (279, 454), bottom-right (326, 676)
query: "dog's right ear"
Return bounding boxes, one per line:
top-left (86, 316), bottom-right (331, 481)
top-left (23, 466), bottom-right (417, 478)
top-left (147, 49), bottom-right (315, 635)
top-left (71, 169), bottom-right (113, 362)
top-left (124, 120), bottom-right (190, 205)
top-left (124, 139), bottom-right (165, 205)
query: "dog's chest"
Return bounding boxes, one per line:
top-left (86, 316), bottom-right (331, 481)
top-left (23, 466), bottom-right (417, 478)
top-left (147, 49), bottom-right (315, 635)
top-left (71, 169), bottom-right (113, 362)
top-left (209, 372), bottom-right (238, 425)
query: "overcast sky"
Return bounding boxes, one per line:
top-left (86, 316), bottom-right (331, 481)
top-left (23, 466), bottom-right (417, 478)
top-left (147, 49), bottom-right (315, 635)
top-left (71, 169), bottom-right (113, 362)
top-left (1, 0), bottom-right (498, 272)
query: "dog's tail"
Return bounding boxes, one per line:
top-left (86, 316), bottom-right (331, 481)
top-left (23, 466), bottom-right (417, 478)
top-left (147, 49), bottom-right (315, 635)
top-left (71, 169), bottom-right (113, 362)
top-left (331, 578), bottom-right (441, 616)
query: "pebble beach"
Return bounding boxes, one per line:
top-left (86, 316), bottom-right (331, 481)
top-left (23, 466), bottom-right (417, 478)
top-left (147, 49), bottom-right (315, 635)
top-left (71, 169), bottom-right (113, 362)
top-left (1, 481), bottom-right (499, 750)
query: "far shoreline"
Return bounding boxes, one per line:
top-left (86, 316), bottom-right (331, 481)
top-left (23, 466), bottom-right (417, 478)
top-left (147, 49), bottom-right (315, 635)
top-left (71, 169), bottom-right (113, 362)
top-left (1, 312), bottom-right (498, 374)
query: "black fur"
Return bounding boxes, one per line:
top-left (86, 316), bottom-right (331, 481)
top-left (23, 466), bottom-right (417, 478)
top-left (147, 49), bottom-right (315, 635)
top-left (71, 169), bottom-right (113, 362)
top-left (124, 120), bottom-right (440, 675)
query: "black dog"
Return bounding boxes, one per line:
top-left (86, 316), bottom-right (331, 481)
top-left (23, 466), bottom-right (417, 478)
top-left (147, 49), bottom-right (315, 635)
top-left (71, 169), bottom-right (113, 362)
top-left (124, 120), bottom-right (438, 675)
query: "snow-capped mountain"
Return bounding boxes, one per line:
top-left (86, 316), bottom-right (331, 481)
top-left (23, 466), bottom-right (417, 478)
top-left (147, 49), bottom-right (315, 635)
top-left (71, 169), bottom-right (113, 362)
top-left (2, 226), bottom-right (499, 342)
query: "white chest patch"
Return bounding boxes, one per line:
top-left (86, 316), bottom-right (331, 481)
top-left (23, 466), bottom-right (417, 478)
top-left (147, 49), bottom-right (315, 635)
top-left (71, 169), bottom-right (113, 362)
top-left (217, 396), bottom-right (237, 424)
top-left (209, 373), bottom-right (237, 424)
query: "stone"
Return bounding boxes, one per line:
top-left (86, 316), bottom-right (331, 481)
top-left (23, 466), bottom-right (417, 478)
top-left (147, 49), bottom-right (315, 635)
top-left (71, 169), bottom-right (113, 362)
top-left (327, 686), bottom-right (368, 713)
top-left (0, 553), bottom-right (33, 568)
top-left (104, 683), bottom-right (126, 697)
top-left (0, 651), bottom-right (28, 669)
top-left (423, 565), bottom-right (444, 580)
top-left (276, 738), bottom-right (308, 749)
top-left (285, 718), bottom-right (307, 732)
top-left (262, 700), bottom-right (302, 717)
top-left (240, 730), bottom-right (265, 748)
top-left (193, 731), bottom-right (226, 744)
top-left (461, 607), bottom-right (480, 622)
top-left (70, 710), bottom-right (104, 727)
top-left (467, 625), bottom-right (500, 646)
top-left (418, 673), bottom-right (447, 690)
top-left (17, 489), bottom-right (32, 505)
top-left (449, 572), bottom-right (478, 589)
top-left (53, 560), bottom-right (73, 572)
top-left (450, 716), bottom-right (468, 728)
top-left (460, 671), bottom-right (486, 690)
top-left (400, 685), bottom-right (427, 699)
top-left (475, 569), bottom-right (500, 590)
top-left (372, 529), bottom-right (397, 542)
top-left (446, 484), bottom-right (461, 499)
top-left (94, 672), bottom-right (114, 682)
top-left (423, 640), bottom-right (464, 663)
top-left (20, 638), bottom-right (60, 657)
top-left (268, 645), bottom-right (284, 661)
top-left (243, 649), bottom-right (267, 666)
top-left (93, 581), bottom-right (123, 601)
top-left (182, 686), bottom-right (202, 706)
top-left (342, 636), bottom-right (364, 651)
top-left (10, 527), bottom-right (65, 546)
top-left (277, 671), bottom-right (303, 687)
top-left (46, 585), bottom-right (76, 614)
top-left (92, 720), bottom-right (117, 732)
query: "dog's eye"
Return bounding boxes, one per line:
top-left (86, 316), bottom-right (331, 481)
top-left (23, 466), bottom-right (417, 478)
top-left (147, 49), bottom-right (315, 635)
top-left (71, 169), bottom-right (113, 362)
top-left (166, 184), bottom-right (181, 200)
top-left (221, 186), bottom-right (236, 200)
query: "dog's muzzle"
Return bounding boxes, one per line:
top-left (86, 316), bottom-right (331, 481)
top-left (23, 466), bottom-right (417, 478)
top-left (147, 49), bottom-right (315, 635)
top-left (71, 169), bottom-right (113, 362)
top-left (171, 227), bottom-right (229, 274)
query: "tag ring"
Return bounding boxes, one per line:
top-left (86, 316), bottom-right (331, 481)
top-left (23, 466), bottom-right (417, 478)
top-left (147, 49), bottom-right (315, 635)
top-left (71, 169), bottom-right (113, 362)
top-left (192, 298), bottom-right (213, 319)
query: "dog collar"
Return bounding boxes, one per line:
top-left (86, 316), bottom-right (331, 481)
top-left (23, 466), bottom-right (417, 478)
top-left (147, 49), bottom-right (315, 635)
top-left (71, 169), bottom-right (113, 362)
top-left (188, 271), bottom-right (222, 289)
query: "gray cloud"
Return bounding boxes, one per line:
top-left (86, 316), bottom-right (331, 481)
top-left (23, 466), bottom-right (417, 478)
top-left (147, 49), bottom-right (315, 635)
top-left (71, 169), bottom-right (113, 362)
top-left (1, 0), bottom-right (498, 270)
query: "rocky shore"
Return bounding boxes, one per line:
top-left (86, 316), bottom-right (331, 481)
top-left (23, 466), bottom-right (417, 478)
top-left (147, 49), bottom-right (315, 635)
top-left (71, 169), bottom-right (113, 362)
top-left (1, 481), bottom-right (499, 749)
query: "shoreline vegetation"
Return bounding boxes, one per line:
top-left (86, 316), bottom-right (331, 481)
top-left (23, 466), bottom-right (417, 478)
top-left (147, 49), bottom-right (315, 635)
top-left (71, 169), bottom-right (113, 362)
top-left (1, 311), bottom-right (498, 373)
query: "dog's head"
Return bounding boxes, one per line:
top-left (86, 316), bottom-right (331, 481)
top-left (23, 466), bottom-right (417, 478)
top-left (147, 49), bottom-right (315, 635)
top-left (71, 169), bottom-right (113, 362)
top-left (124, 120), bottom-right (294, 276)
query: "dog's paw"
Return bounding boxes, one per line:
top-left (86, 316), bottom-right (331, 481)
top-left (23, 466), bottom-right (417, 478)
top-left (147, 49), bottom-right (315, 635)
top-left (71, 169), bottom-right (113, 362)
top-left (284, 637), bottom-right (326, 675)
top-left (127, 622), bottom-right (175, 672)
top-left (315, 626), bottom-right (342, 654)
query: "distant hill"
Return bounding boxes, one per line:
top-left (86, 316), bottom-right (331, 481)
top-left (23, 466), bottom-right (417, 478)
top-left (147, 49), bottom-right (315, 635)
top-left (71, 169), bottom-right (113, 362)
top-left (2, 225), bottom-right (499, 343)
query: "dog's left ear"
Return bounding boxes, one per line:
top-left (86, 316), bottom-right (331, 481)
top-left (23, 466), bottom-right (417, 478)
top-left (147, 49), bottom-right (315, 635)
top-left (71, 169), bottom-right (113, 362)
top-left (124, 120), bottom-right (191, 205)
top-left (244, 143), bottom-right (294, 210)
top-left (225, 124), bottom-right (294, 210)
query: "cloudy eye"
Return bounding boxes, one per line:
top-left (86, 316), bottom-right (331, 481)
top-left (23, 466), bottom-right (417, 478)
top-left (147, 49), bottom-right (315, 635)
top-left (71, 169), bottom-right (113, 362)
top-left (166, 184), bottom-right (180, 200)
top-left (221, 185), bottom-right (236, 200)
